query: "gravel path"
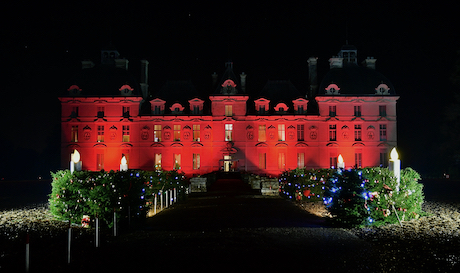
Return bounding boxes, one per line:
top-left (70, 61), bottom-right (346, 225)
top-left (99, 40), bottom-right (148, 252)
top-left (1, 178), bottom-right (460, 272)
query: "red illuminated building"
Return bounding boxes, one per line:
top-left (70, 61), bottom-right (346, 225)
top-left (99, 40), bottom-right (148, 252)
top-left (60, 45), bottom-right (398, 176)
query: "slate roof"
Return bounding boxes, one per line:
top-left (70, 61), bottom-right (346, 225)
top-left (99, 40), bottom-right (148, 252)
top-left (318, 65), bottom-right (396, 96)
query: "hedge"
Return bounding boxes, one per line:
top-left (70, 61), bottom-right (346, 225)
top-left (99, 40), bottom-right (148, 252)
top-left (49, 169), bottom-right (187, 227)
top-left (280, 167), bottom-right (424, 227)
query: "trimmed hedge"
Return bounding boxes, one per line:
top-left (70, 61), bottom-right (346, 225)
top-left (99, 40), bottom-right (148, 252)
top-left (280, 167), bottom-right (424, 227)
top-left (49, 169), bottom-right (187, 227)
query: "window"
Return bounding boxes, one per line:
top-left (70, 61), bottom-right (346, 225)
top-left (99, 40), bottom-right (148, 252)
top-left (71, 106), bottom-right (79, 118)
top-left (193, 125), bottom-right (200, 141)
top-left (259, 153), bottom-right (266, 169)
top-left (174, 125), bottom-right (181, 141)
top-left (329, 124), bottom-right (337, 141)
top-left (278, 124), bottom-right (285, 141)
top-left (380, 150), bottom-right (388, 167)
top-left (259, 105), bottom-right (266, 114)
top-left (225, 105), bottom-right (233, 117)
top-left (97, 106), bottom-right (105, 118)
top-left (193, 153), bottom-right (200, 170)
top-left (297, 153), bottom-right (305, 168)
top-left (122, 125), bottom-right (130, 142)
top-left (192, 105), bottom-right (200, 114)
top-left (258, 125), bottom-right (266, 142)
top-left (354, 105), bottom-right (361, 117)
top-left (354, 125), bottom-right (362, 141)
top-left (297, 105), bottom-right (304, 114)
top-left (355, 151), bottom-right (363, 168)
top-left (379, 105), bottom-right (387, 117)
top-left (329, 105), bottom-right (336, 117)
top-left (122, 106), bottom-right (130, 117)
top-left (154, 105), bottom-right (161, 115)
top-left (379, 124), bottom-right (387, 141)
top-left (297, 124), bottom-right (304, 141)
top-left (154, 125), bottom-right (162, 142)
top-left (330, 154), bottom-right (337, 168)
top-left (225, 124), bottom-right (233, 141)
top-left (97, 153), bottom-right (104, 170)
top-left (278, 153), bottom-right (286, 169)
top-left (97, 125), bottom-right (104, 142)
top-left (71, 126), bottom-right (78, 142)
top-left (173, 154), bottom-right (181, 170)
top-left (155, 153), bottom-right (162, 170)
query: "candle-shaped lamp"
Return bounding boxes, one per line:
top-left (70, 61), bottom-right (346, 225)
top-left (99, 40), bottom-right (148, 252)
top-left (389, 147), bottom-right (401, 191)
top-left (337, 154), bottom-right (345, 169)
top-left (120, 155), bottom-right (128, 171)
top-left (70, 149), bottom-right (81, 173)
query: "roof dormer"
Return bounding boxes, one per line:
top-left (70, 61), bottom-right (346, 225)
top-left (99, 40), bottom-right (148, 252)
top-left (325, 83), bottom-right (340, 95)
top-left (119, 84), bottom-right (134, 96)
top-left (254, 98), bottom-right (270, 114)
top-left (67, 85), bottom-right (82, 96)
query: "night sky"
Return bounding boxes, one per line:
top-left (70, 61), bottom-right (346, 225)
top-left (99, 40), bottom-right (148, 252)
top-left (2, 1), bottom-right (459, 180)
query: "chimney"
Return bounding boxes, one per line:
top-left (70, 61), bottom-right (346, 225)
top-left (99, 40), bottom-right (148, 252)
top-left (140, 60), bottom-right (149, 98)
top-left (81, 60), bottom-right (95, 69)
top-left (240, 72), bottom-right (246, 92)
top-left (115, 58), bottom-right (129, 70)
top-left (212, 72), bottom-right (218, 88)
top-left (307, 57), bottom-right (318, 98)
top-left (329, 56), bottom-right (343, 69)
top-left (362, 57), bottom-right (376, 69)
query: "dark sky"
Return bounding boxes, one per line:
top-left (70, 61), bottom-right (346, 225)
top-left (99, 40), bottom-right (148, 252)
top-left (2, 1), bottom-right (459, 179)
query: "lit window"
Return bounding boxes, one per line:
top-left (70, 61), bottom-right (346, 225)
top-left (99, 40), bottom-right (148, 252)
top-left (354, 106), bottom-right (361, 117)
top-left (278, 124), bottom-right (285, 141)
top-left (354, 125), bottom-right (362, 141)
top-left (193, 153), bottom-right (200, 170)
top-left (122, 125), bottom-right (130, 142)
top-left (97, 126), bottom-right (104, 142)
top-left (259, 153), bottom-right (266, 169)
top-left (174, 125), bottom-right (181, 141)
top-left (297, 153), bottom-right (305, 168)
top-left (71, 126), bottom-right (78, 142)
top-left (278, 152), bottom-right (286, 169)
top-left (173, 154), bottom-right (181, 170)
top-left (329, 105), bottom-right (336, 117)
top-left (193, 125), bottom-right (200, 141)
top-left (297, 124), bottom-right (304, 141)
top-left (225, 124), bottom-right (233, 141)
top-left (329, 124), bottom-right (337, 141)
top-left (379, 124), bottom-right (387, 141)
top-left (258, 125), bottom-right (266, 142)
top-left (225, 105), bottom-right (233, 117)
top-left (155, 153), bottom-right (162, 170)
top-left (154, 125), bottom-right (162, 142)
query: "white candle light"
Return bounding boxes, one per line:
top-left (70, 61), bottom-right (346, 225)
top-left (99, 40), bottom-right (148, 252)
top-left (70, 150), bottom-right (81, 173)
top-left (389, 147), bottom-right (401, 191)
top-left (120, 155), bottom-right (128, 171)
top-left (337, 154), bottom-right (345, 169)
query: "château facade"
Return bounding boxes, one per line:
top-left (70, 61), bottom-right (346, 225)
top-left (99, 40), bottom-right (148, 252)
top-left (60, 45), bottom-right (398, 176)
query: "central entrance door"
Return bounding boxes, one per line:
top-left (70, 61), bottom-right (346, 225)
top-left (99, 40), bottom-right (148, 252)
top-left (223, 155), bottom-right (232, 172)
